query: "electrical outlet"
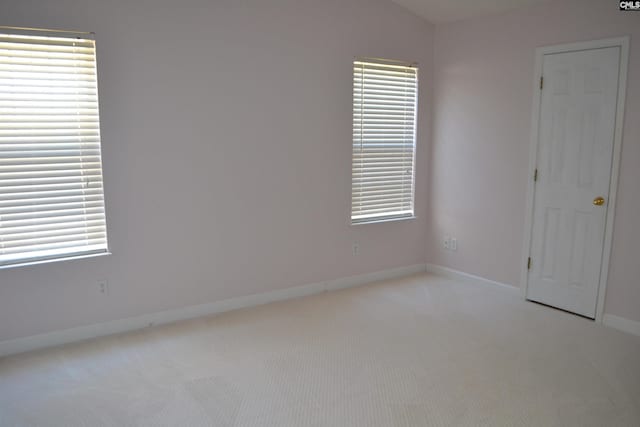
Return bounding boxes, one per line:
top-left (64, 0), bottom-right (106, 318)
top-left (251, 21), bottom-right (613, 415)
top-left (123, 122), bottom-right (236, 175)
top-left (443, 236), bottom-right (450, 250)
top-left (352, 242), bottom-right (360, 256)
top-left (450, 237), bottom-right (457, 251)
top-left (97, 279), bottom-right (108, 296)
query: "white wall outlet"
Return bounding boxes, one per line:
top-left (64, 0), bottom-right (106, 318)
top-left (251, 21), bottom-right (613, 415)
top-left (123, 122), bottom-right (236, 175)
top-left (443, 236), bottom-right (450, 250)
top-left (352, 242), bottom-right (360, 256)
top-left (97, 279), bottom-right (108, 296)
top-left (450, 237), bottom-right (457, 251)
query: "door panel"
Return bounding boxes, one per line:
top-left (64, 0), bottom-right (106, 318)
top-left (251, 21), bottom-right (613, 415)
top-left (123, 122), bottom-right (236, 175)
top-left (527, 47), bottom-right (620, 318)
top-left (540, 207), bottom-right (560, 280)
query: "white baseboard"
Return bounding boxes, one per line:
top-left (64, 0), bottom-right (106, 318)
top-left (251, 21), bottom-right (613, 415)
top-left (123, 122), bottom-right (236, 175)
top-left (603, 314), bottom-right (640, 337)
top-left (425, 263), bottom-right (519, 293)
top-left (426, 264), bottom-right (640, 337)
top-left (0, 263), bottom-right (427, 357)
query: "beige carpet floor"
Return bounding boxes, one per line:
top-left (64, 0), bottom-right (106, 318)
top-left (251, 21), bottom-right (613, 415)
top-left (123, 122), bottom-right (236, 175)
top-left (0, 273), bottom-right (639, 426)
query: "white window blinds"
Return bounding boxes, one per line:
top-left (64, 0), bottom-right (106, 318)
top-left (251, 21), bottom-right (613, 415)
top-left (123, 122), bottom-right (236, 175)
top-left (352, 59), bottom-right (417, 224)
top-left (0, 31), bottom-right (108, 267)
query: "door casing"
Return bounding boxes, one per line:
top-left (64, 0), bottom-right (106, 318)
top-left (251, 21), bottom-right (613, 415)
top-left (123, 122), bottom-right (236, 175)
top-left (521, 37), bottom-right (630, 323)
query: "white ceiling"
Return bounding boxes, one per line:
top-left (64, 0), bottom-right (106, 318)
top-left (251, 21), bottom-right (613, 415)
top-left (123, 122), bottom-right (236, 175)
top-left (391, 0), bottom-right (552, 24)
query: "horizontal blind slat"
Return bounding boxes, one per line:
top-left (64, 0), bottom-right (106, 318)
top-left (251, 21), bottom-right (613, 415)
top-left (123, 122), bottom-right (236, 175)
top-left (0, 162), bottom-right (102, 173)
top-left (0, 50), bottom-right (95, 61)
top-left (0, 212), bottom-right (105, 228)
top-left (1, 226), bottom-right (106, 244)
top-left (0, 206), bottom-right (105, 222)
top-left (0, 199), bottom-right (104, 215)
top-left (351, 211), bottom-right (413, 223)
top-left (0, 244), bottom-right (107, 265)
top-left (1, 231), bottom-right (107, 248)
top-left (0, 238), bottom-right (107, 256)
top-left (352, 196), bottom-right (412, 206)
top-left (0, 219), bottom-right (106, 235)
top-left (0, 157), bottom-right (102, 167)
top-left (352, 186), bottom-right (412, 195)
top-left (0, 187), bottom-right (103, 199)
top-left (0, 193), bottom-right (103, 207)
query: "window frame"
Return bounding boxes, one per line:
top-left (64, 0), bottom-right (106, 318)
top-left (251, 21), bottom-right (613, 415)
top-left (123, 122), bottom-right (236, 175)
top-left (0, 27), bottom-right (110, 269)
top-left (351, 57), bottom-right (418, 225)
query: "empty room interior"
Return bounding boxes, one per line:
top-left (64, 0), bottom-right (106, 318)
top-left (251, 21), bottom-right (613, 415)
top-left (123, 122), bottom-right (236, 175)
top-left (0, 0), bottom-right (639, 425)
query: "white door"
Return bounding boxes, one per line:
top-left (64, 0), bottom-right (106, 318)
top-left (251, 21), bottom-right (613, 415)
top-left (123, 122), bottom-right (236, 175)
top-left (527, 47), bottom-right (620, 318)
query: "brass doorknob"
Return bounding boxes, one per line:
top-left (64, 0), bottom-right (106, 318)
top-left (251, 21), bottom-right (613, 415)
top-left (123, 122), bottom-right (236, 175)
top-left (593, 196), bottom-right (605, 206)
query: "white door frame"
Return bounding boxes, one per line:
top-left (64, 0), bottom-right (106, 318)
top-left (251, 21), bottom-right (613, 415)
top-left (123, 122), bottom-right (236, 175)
top-left (520, 36), bottom-right (630, 323)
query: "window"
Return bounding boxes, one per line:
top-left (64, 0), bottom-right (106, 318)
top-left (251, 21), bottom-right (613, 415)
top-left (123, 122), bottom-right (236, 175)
top-left (0, 29), bottom-right (108, 267)
top-left (352, 58), bottom-right (417, 224)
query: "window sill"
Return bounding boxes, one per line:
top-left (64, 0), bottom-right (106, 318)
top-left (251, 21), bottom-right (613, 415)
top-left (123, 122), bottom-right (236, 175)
top-left (0, 251), bottom-right (111, 270)
top-left (351, 215), bottom-right (417, 226)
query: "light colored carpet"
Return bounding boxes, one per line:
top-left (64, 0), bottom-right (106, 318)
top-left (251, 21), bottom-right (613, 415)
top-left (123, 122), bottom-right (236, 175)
top-left (0, 273), bottom-right (639, 426)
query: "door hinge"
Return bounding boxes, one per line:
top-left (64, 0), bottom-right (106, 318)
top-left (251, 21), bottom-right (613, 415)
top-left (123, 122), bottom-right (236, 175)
top-left (540, 76), bottom-right (544, 90)
top-left (534, 169), bottom-right (538, 182)
top-left (527, 257), bottom-right (531, 270)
